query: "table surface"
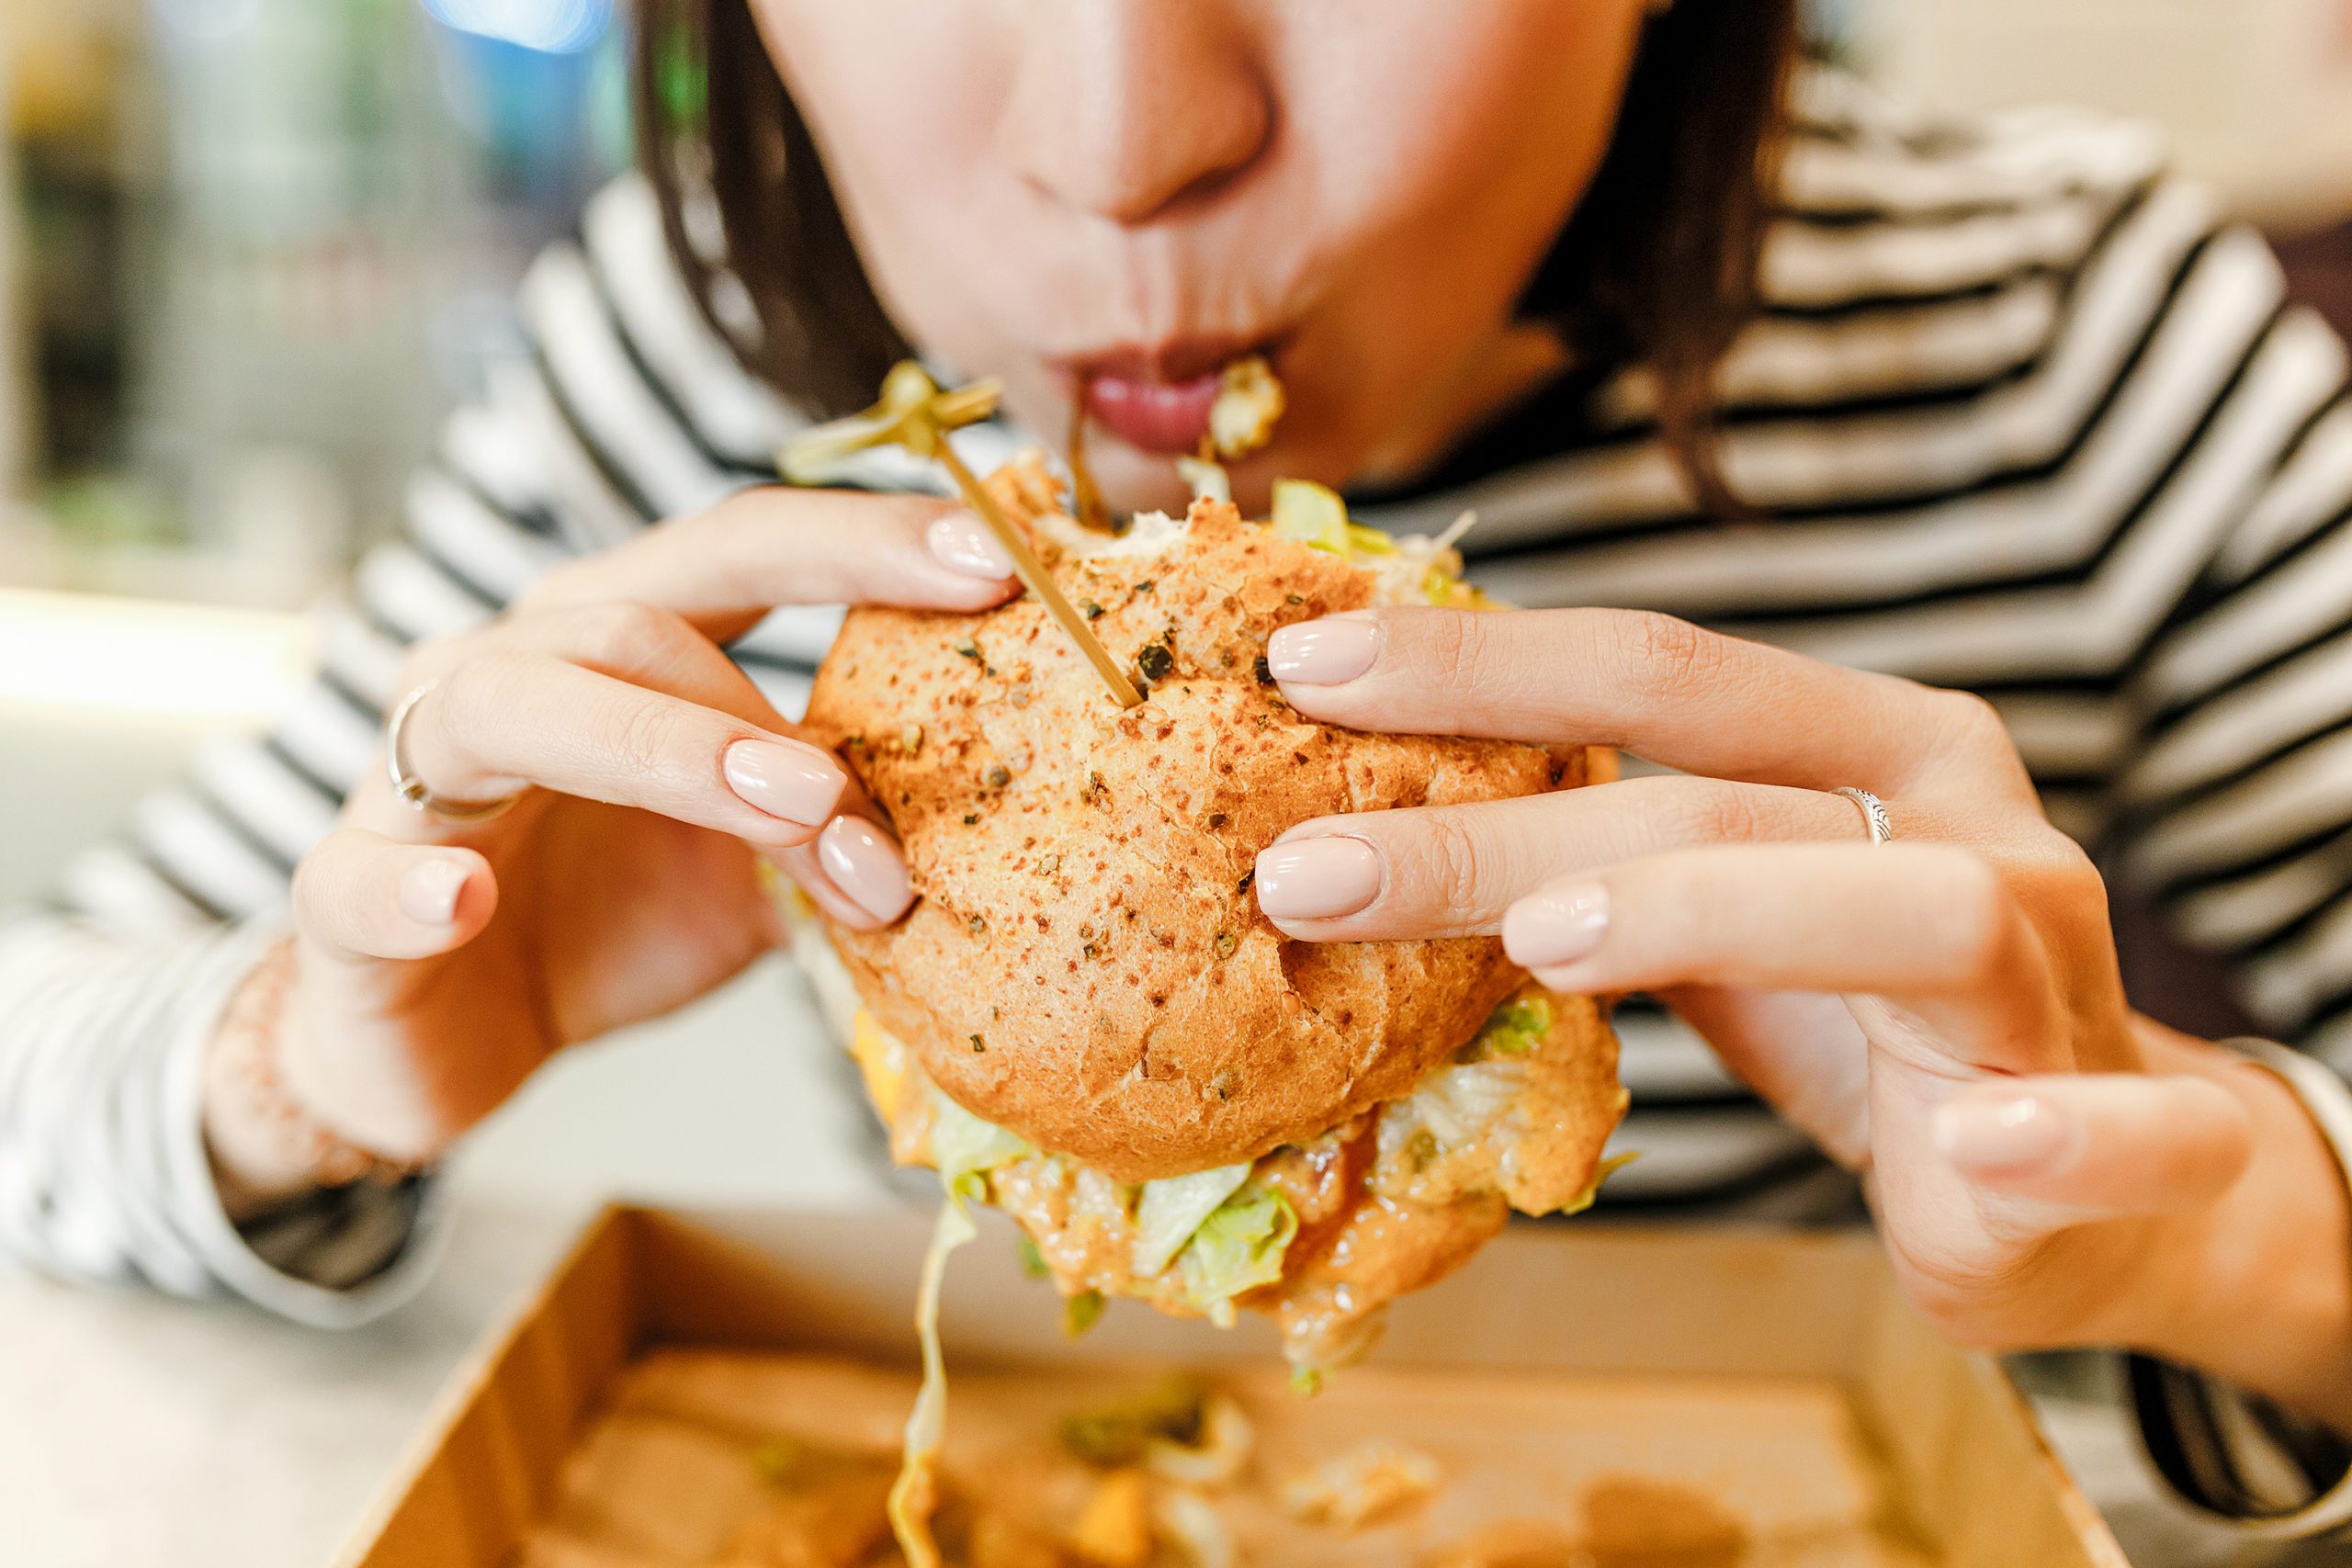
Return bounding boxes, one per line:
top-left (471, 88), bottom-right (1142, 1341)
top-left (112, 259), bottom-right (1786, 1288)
top-left (0, 959), bottom-right (2309, 1568)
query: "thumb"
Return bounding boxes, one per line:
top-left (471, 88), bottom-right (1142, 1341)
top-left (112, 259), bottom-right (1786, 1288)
top-left (292, 827), bottom-right (497, 967)
top-left (1933, 1074), bottom-right (2253, 1225)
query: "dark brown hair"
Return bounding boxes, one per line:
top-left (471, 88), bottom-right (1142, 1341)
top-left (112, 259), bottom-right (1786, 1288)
top-left (635, 1), bottom-right (1797, 503)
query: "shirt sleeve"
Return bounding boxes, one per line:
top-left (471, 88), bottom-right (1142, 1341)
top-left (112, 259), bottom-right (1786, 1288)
top-left (0, 174), bottom-right (805, 1317)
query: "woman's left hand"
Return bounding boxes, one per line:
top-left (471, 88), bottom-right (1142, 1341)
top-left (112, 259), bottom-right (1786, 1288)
top-left (1249, 604), bottom-right (2291, 1359)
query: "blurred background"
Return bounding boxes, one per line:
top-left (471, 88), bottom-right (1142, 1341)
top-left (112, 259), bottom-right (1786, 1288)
top-left (0, 0), bottom-right (2347, 899)
top-left (0, 0), bottom-right (629, 897)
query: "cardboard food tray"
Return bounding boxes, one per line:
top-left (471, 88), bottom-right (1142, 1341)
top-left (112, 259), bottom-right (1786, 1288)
top-left (338, 1203), bottom-right (2129, 1567)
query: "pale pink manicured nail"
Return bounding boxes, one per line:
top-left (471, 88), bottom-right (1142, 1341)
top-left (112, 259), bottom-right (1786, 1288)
top-left (1503, 882), bottom-right (1611, 968)
top-left (1266, 618), bottom-right (1380, 684)
top-left (926, 512), bottom-right (1017, 580)
top-left (1934, 1094), bottom-right (2075, 1174)
top-left (1255, 837), bottom-right (1384, 920)
top-left (723, 739), bottom-right (848, 826)
top-left (817, 816), bottom-right (914, 923)
top-left (399, 857), bottom-right (469, 926)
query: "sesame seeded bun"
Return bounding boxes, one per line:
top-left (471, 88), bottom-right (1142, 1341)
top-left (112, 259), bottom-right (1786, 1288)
top-left (802, 461), bottom-right (1600, 1181)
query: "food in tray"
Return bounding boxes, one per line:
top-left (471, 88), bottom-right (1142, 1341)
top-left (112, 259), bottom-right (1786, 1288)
top-left (510, 1348), bottom-right (1933, 1568)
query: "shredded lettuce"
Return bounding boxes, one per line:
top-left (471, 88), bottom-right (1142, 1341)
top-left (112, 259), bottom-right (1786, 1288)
top-left (928, 1091), bottom-right (1032, 1188)
top-left (1269, 479), bottom-right (1396, 560)
top-left (1063, 1289), bottom-right (1106, 1338)
top-left (1556, 1150), bottom-right (1641, 1217)
top-left (1271, 478), bottom-right (1348, 551)
top-left (1472, 996), bottom-right (1554, 1059)
top-left (1178, 1186), bottom-right (1298, 1322)
top-left (1132, 1162), bottom-right (1254, 1277)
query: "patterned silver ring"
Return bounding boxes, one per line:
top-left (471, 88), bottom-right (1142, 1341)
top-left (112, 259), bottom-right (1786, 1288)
top-left (386, 679), bottom-right (522, 824)
top-left (1832, 785), bottom-right (1894, 846)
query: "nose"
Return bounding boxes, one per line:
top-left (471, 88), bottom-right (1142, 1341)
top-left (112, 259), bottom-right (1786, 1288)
top-left (1001, 0), bottom-right (1272, 226)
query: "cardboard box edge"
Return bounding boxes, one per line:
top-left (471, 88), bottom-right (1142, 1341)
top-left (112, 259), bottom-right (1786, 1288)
top-left (328, 1202), bottom-right (641, 1568)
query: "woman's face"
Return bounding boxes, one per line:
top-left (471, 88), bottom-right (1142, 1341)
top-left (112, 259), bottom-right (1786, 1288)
top-left (752, 0), bottom-right (1650, 513)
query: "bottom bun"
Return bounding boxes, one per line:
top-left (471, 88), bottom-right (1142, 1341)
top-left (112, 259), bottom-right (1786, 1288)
top-left (820, 918), bottom-right (1625, 1374)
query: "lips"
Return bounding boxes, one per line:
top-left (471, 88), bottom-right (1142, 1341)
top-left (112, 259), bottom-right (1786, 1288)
top-left (1063, 336), bottom-right (1273, 457)
top-left (1084, 371), bottom-right (1227, 455)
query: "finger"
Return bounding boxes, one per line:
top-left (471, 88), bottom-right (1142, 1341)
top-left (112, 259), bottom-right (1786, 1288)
top-left (768, 816), bottom-right (918, 932)
top-left (1268, 606), bottom-right (2030, 797)
top-left (292, 829), bottom-right (496, 964)
top-left (516, 488), bottom-right (1020, 643)
top-left (1933, 1074), bottom-right (2253, 1222)
top-left (1254, 776), bottom-right (1860, 940)
top-left (394, 651), bottom-right (849, 849)
top-left (441, 599), bottom-right (802, 734)
top-left (1500, 842), bottom-right (2064, 1076)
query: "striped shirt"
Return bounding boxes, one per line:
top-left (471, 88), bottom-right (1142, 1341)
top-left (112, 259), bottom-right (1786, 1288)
top-left (1, 69), bottom-right (2347, 1520)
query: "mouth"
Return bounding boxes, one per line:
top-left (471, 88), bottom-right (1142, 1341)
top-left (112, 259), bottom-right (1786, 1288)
top-left (1058, 334), bottom-right (1284, 457)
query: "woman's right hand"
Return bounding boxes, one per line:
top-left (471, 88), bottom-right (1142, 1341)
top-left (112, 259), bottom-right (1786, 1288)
top-left (203, 489), bottom-right (1021, 1200)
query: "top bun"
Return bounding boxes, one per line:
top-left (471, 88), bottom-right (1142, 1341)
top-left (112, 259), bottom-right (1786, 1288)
top-left (803, 464), bottom-right (1592, 1180)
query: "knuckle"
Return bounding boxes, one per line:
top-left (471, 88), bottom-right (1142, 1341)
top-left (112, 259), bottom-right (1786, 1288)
top-left (1927, 688), bottom-right (2013, 758)
top-left (2015, 828), bottom-right (2113, 934)
top-left (606, 694), bottom-right (698, 784)
top-left (1417, 812), bottom-right (1491, 916)
top-left (1620, 611), bottom-right (1727, 705)
top-left (1415, 606), bottom-right (1482, 686)
top-left (1683, 779), bottom-right (1772, 845)
top-left (567, 600), bottom-right (690, 671)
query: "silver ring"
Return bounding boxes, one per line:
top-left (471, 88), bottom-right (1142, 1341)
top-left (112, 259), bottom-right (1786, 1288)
top-left (386, 679), bottom-right (521, 824)
top-left (1832, 786), bottom-right (1894, 846)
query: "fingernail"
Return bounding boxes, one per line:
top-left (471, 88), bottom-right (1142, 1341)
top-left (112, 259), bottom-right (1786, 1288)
top-left (817, 815), bottom-right (915, 923)
top-left (1503, 882), bottom-right (1611, 968)
top-left (1934, 1093), bottom-right (2075, 1174)
top-left (724, 739), bottom-right (848, 826)
top-left (1255, 836), bottom-right (1384, 920)
top-left (400, 857), bottom-right (469, 926)
top-left (1266, 617), bottom-right (1380, 685)
top-left (926, 512), bottom-right (1018, 580)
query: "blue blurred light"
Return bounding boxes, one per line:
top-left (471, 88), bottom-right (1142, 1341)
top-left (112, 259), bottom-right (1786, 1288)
top-left (420, 0), bottom-right (613, 55)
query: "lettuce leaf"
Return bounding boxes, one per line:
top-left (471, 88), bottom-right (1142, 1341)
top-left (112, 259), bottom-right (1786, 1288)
top-left (1178, 1186), bottom-right (1298, 1320)
top-left (1272, 479), bottom-right (1401, 569)
top-left (1471, 996), bottom-right (1553, 1059)
top-left (1272, 479), bottom-right (1350, 553)
top-left (928, 1091), bottom-right (1032, 1188)
top-left (1132, 1162), bottom-right (1254, 1277)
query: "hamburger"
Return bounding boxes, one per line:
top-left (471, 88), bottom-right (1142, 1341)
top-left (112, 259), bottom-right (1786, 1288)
top-left (788, 455), bottom-right (1628, 1377)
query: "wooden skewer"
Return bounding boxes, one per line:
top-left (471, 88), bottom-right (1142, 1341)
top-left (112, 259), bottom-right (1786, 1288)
top-left (781, 362), bottom-right (1143, 710)
top-left (930, 440), bottom-right (1143, 708)
top-left (1067, 400), bottom-right (1114, 534)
